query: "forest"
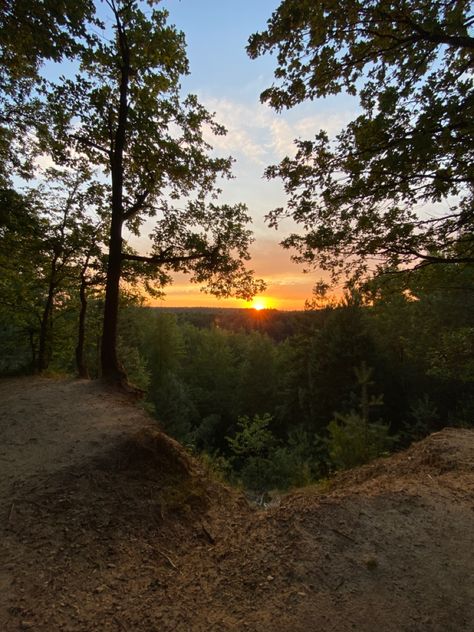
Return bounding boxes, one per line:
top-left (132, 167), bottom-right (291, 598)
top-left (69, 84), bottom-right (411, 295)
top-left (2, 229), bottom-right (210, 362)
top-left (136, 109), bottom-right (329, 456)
top-left (2, 278), bottom-right (474, 494)
top-left (1, 0), bottom-right (473, 494)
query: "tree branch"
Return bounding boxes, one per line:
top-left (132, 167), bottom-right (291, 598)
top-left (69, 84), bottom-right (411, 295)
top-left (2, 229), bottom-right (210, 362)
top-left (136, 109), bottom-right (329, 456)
top-left (409, 22), bottom-right (474, 50)
top-left (123, 189), bottom-right (150, 220)
top-left (121, 250), bottom-right (215, 266)
top-left (71, 134), bottom-right (108, 155)
top-left (404, 249), bottom-right (474, 266)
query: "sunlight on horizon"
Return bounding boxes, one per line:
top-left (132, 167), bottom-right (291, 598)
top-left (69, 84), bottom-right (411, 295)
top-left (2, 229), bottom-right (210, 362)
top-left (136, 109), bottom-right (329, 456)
top-left (251, 297), bottom-right (277, 311)
top-left (252, 299), bottom-right (266, 311)
top-left (146, 291), bottom-right (309, 311)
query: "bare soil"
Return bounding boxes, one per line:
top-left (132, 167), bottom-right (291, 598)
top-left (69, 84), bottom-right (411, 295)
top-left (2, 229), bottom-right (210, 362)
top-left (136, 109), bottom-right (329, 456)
top-left (1, 377), bottom-right (473, 631)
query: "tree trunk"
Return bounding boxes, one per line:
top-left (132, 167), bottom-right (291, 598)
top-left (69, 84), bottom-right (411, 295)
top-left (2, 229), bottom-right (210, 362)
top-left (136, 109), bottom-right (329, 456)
top-left (100, 213), bottom-right (124, 380)
top-left (75, 271), bottom-right (89, 379)
top-left (28, 329), bottom-right (37, 372)
top-left (38, 281), bottom-right (55, 372)
top-left (100, 9), bottom-right (130, 384)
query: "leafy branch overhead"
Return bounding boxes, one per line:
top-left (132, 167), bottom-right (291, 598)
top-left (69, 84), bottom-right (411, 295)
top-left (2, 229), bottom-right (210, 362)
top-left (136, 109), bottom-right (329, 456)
top-left (248, 0), bottom-right (474, 280)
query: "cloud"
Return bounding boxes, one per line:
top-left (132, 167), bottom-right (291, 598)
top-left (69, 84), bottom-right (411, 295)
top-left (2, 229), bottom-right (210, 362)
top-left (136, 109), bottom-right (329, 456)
top-left (201, 98), bottom-right (269, 165)
top-left (200, 95), bottom-right (357, 167)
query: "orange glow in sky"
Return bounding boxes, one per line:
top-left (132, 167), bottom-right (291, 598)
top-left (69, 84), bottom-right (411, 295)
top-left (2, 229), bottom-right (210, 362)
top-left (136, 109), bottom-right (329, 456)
top-left (143, 238), bottom-right (324, 311)
top-left (114, 1), bottom-right (353, 313)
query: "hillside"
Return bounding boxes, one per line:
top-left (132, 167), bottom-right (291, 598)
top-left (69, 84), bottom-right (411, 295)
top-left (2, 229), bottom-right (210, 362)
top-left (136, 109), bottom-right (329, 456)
top-left (1, 377), bottom-right (473, 631)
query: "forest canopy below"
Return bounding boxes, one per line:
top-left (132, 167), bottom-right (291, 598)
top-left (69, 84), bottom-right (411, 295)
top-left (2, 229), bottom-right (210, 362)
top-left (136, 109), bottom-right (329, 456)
top-left (0, 0), bottom-right (473, 491)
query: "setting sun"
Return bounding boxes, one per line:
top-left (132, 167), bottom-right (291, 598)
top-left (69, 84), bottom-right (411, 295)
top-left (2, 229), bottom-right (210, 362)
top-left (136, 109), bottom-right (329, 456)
top-left (252, 298), bottom-right (267, 311)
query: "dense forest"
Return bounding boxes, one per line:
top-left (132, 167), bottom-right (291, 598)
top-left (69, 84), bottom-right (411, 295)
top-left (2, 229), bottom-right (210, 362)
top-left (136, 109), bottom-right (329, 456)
top-left (2, 275), bottom-right (474, 493)
top-left (1, 0), bottom-right (473, 494)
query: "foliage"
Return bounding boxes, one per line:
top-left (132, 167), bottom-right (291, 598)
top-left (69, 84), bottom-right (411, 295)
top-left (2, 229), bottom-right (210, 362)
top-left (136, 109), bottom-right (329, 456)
top-left (1, 0), bottom-right (94, 82)
top-left (226, 413), bottom-right (311, 493)
top-left (327, 362), bottom-right (392, 469)
top-left (112, 283), bottom-right (473, 489)
top-left (248, 0), bottom-right (474, 281)
top-left (0, 0), bottom-right (95, 181)
top-left (328, 412), bottom-right (392, 470)
top-left (0, 165), bottom-right (108, 373)
top-left (2, 270), bottom-right (474, 487)
top-left (39, 0), bottom-right (264, 378)
top-left (117, 337), bottom-right (150, 391)
top-left (0, 188), bottom-right (43, 371)
top-left (227, 413), bottom-right (276, 458)
top-left (429, 327), bottom-right (474, 382)
top-left (399, 394), bottom-right (439, 443)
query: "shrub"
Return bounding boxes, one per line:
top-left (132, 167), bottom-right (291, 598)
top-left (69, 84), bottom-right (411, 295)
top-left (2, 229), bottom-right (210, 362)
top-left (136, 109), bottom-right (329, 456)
top-left (328, 411), bottom-right (392, 469)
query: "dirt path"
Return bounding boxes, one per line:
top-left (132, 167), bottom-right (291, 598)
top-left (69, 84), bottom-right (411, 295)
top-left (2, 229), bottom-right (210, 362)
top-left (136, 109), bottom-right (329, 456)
top-left (0, 377), bottom-right (153, 503)
top-left (1, 377), bottom-right (473, 631)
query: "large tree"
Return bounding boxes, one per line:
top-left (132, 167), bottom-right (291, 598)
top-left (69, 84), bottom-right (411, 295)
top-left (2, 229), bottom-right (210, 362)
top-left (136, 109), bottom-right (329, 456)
top-left (248, 0), bottom-right (474, 282)
top-left (45, 0), bottom-right (263, 382)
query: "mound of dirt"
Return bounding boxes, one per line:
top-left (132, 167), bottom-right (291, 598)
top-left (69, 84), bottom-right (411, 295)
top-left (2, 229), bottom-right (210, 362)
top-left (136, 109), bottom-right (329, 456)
top-left (1, 377), bottom-right (473, 631)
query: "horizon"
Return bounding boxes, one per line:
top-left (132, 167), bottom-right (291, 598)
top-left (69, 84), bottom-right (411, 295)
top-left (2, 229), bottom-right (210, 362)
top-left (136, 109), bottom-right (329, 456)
top-left (141, 303), bottom-right (306, 312)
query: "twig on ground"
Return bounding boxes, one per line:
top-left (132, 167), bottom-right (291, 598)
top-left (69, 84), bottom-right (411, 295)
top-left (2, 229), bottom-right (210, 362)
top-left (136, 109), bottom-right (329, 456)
top-left (158, 550), bottom-right (178, 570)
top-left (330, 527), bottom-right (357, 543)
top-left (201, 523), bottom-right (216, 544)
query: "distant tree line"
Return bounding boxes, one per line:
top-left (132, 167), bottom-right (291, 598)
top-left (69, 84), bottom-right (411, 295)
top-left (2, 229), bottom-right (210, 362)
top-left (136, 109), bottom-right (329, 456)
top-left (2, 241), bottom-right (474, 490)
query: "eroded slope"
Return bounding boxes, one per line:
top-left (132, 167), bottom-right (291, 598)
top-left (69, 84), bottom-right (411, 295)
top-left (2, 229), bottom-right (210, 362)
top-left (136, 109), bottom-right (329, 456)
top-left (1, 378), bottom-right (473, 631)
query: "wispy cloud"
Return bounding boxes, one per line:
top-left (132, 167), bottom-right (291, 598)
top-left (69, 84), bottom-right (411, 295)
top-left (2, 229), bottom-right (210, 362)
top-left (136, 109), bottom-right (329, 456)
top-left (201, 95), bottom-right (357, 167)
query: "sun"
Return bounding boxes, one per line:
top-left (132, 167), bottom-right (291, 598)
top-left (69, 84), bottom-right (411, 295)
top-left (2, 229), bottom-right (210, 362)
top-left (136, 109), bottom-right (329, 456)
top-left (252, 299), bottom-right (266, 311)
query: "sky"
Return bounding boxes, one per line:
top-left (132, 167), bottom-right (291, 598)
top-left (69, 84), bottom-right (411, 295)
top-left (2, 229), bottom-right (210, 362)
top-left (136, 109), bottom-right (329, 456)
top-left (110, 1), bottom-right (357, 310)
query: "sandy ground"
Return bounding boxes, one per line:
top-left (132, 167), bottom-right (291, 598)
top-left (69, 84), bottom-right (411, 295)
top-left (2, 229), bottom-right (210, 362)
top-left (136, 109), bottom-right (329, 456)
top-left (1, 376), bottom-right (473, 631)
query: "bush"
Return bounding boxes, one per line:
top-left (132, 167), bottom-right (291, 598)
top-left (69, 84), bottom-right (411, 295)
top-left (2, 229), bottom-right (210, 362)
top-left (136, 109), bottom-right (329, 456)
top-left (327, 411), bottom-right (392, 469)
top-left (226, 414), bottom-right (314, 492)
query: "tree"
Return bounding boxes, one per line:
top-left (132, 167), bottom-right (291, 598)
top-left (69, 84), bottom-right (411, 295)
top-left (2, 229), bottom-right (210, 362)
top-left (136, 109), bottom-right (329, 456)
top-left (33, 170), bottom-right (103, 371)
top-left (9, 166), bottom-right (108, 373)
top-left (45, 0), bottom-right (264, 383)
top-left (0, 159), bottom-right (112, 375)
top-left (0, 188), bottom-right (44, 371)
top-left (1, 1), bottom-right (94, 80)
top-left (248, 0), bottom-right (474, 282)
top-left (327, 362), bottom-right (392, 469)
top-left (0, 1), bottom-right (95, 181)
top-left (237, 331), bottom-right (278, 418)
top-left (74, 221), bottom-right (106, 379)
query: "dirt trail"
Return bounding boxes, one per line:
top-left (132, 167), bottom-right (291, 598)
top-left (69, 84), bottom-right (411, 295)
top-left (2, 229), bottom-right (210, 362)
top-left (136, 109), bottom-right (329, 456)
top-left (1, 377), bottom-right (473, 631)
top-left (0, 378), bottom-right (152, 502)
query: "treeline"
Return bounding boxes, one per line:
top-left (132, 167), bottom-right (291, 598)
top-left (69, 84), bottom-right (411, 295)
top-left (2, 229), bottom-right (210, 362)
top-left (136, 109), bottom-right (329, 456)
top-left (2, 264), bottom-right (474, 491)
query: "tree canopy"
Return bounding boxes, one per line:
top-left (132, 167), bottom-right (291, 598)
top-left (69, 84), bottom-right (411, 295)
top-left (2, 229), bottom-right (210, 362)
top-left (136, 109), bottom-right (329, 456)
top-left (0, 0), bottom-right (96, 180)
top-left (248, 0), bottom-right (474, 282)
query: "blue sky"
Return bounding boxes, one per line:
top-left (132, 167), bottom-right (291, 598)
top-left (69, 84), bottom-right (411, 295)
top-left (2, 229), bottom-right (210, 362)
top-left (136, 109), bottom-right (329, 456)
top-left (164, 0), bottom-right (280, 98)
